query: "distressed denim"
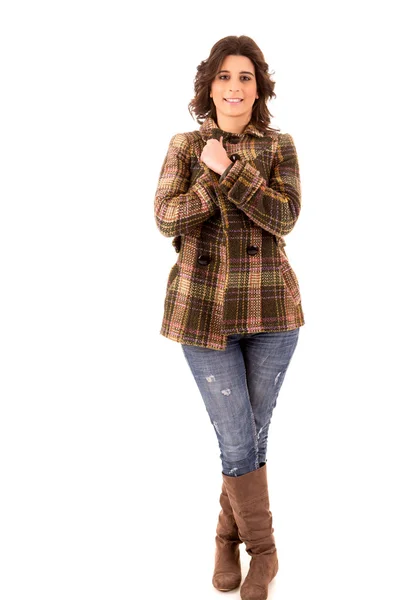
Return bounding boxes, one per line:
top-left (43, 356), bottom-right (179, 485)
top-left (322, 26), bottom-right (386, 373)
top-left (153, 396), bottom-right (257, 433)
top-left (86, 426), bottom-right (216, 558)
top-left (181, 329), bottom-right (300, 477)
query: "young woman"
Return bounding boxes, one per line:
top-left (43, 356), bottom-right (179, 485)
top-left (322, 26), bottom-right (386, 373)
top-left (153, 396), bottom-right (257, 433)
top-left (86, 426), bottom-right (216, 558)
top-left (154, 35), bottom-right (305, 600)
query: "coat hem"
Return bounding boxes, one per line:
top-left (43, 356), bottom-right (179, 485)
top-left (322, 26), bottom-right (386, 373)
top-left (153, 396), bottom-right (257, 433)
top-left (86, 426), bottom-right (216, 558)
top-left (160, 318), bottom-right (305, 351)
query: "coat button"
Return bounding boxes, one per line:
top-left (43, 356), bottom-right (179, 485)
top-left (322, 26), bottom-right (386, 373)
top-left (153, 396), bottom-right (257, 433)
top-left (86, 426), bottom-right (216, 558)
top-left (229, 153), bottom-right (240, 162)
top-left (247, 245), bottom-right (259, 256)
top-left (197, 254), bottom-right (211, 266)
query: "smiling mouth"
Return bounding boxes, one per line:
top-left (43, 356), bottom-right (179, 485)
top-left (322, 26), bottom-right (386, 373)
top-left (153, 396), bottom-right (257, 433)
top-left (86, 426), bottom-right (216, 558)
top-left (224, 98), bottom-right (243, 103)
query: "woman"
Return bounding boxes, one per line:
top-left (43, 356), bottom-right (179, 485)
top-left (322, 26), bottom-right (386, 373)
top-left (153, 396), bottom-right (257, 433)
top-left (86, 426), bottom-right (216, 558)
top-left (154, 35), bottom-right (305, 600)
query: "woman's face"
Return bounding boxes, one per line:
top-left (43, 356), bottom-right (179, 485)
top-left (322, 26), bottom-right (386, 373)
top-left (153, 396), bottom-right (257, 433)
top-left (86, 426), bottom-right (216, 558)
top-left (210, 54), bottom-right (258, 126)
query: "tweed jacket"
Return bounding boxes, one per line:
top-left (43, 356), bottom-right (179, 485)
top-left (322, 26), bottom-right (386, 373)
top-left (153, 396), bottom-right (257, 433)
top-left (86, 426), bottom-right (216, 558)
top-left (154, 116), bottom-right (305, 351)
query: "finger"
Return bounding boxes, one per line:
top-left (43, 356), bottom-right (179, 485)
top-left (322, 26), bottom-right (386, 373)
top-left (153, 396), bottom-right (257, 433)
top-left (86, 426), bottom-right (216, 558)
top-left (220, 135), bottom-right (224, 144)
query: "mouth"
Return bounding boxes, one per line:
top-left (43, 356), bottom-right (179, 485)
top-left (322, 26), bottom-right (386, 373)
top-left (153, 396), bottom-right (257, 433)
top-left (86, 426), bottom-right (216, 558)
top-left (224, 98), bottom-right (243, 103)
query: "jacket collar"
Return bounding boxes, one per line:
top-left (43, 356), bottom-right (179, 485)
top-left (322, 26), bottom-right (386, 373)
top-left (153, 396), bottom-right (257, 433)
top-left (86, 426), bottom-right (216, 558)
top-left (199, 116), bottom-right (265, 142)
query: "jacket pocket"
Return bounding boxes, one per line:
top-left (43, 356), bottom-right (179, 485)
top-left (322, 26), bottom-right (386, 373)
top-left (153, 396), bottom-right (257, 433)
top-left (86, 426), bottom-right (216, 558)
top-left (280, 261), bottom-right (301, 305)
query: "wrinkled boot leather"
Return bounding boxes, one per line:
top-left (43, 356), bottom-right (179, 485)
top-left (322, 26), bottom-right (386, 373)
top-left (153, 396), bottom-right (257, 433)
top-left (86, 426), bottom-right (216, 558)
top-left (222, 464), bottom-right (278, 600)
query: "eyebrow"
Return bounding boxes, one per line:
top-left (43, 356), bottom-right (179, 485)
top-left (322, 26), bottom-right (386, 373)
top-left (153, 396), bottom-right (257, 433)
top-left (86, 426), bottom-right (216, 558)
top-left (217, 70), bottom-right (255, 77)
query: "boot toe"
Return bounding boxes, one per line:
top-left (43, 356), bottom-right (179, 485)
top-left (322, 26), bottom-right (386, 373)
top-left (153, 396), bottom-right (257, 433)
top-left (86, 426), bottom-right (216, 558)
top-left (240, 581), bottom-right (268, 600)
top-left (212, 571), bottom-right (241, 591)
top-left (240, 554), bottom-right (278, 600)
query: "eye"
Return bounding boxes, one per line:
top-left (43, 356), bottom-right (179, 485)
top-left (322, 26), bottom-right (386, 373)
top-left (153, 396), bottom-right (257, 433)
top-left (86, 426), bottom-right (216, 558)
top-left (219, 75), bottom-right (229, 80)
top-left (241, 76), bottom-right (251, 81)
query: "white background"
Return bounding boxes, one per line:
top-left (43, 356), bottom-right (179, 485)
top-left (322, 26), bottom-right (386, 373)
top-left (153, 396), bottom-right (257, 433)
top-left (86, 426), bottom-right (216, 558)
top-left (1, 1), bottom-right (399, 599)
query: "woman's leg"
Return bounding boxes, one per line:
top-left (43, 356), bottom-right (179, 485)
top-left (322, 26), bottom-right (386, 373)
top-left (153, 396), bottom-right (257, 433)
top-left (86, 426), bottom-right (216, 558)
top-left (222, 329), bottom-right (299, 599)
top-left (180, 330), bottom-right (300, 598)
top-left (181, 334), bottom-right (259, 476)
top-left (240, 328), bottom-right (300, 465)
top-left (182, 334), bottom-right (260, 591)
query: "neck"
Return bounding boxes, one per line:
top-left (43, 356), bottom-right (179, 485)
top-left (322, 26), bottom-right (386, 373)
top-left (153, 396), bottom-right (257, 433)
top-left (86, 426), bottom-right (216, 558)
top-left (215, 114), bottom-right (251, 135)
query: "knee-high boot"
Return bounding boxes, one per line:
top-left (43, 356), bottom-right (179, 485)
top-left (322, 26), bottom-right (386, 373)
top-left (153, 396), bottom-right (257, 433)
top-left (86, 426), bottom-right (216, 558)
top-left (222, 463), bottom-right (278, 600)
top-left (212, 479), bottom-right (242, 591)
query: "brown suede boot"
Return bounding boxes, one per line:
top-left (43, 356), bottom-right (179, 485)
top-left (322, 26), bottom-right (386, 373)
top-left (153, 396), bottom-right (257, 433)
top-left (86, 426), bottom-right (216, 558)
top-left (222, 464), bottom-right (278, 600)
top-left (212, 479), bottom-right (242, 591)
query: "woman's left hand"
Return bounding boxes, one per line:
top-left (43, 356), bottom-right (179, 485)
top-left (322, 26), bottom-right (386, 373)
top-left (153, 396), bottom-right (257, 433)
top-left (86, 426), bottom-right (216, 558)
top-left (200, 136), bottom-right (233, 176)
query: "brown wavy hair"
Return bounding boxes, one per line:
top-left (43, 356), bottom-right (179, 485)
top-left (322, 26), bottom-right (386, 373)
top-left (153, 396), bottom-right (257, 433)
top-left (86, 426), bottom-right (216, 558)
top-left (188, 35), bottom-right (279, 133)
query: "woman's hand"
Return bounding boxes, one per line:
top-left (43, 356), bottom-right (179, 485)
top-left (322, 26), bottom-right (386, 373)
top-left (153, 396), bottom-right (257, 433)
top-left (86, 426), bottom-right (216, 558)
top-left (200, 136), bottom-right (233, 176)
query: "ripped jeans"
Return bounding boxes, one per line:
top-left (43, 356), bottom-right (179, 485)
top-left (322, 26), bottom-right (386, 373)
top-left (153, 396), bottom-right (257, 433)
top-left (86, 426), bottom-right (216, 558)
top-left (181, 329), bottom-right (300, 477)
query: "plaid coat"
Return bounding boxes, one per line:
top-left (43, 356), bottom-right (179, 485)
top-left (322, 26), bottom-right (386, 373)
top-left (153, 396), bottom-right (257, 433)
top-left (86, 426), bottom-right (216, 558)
top-left (154, 117), bottom-right (305, 351)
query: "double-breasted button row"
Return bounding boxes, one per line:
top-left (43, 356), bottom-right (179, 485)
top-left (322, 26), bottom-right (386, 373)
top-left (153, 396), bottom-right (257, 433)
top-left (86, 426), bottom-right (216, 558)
top-left (197, 247), bottom-right (259, 265)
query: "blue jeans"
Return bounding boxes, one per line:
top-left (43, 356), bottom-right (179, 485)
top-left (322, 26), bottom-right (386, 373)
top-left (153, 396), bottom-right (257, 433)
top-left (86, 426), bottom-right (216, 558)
top-left (181, 329), bottom-right (300, 477)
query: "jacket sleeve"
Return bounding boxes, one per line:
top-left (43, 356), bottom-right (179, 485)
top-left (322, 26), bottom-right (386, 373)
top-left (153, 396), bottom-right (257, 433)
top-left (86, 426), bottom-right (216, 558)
top-left (154, 133), bottom-right (219, 237)
top-left (218, 133), bottom-right (301, 237)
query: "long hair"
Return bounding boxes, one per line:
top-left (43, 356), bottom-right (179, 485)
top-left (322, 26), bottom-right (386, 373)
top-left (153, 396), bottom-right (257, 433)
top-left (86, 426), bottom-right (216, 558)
top-left (188, 35), bottom-right (278, 133)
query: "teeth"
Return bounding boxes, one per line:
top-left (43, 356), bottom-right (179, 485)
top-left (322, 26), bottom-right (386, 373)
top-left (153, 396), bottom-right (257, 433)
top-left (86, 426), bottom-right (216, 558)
top-left (225, 99), bottom-right (242, 103)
